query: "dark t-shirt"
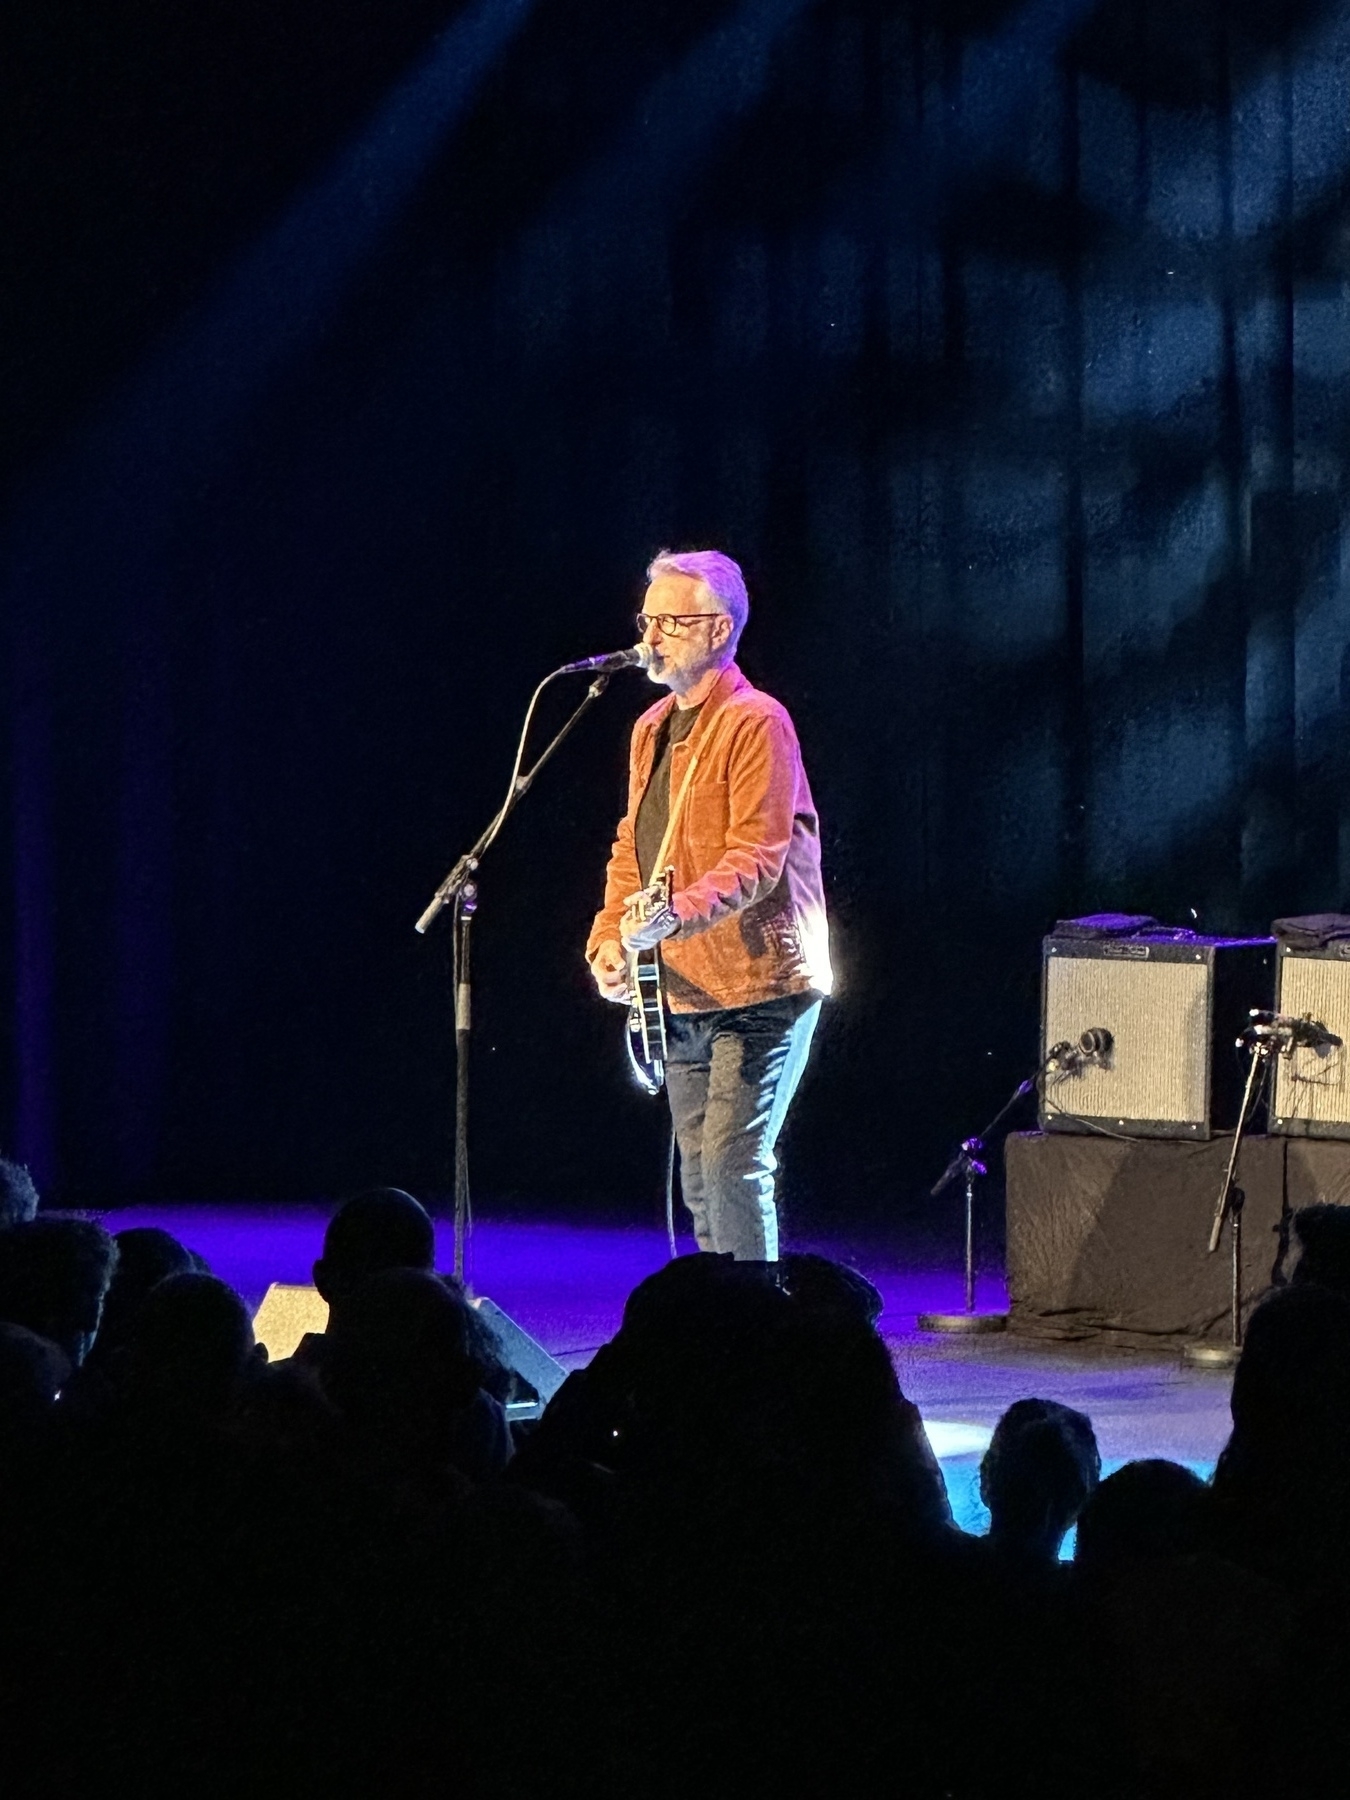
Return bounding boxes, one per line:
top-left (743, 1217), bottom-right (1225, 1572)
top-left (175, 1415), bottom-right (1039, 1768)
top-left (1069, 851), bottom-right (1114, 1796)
top-left (635, 701), bottom-right (702, 885)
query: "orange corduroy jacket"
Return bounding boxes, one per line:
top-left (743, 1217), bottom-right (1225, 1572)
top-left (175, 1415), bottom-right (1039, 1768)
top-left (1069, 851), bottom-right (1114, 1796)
top-left (586, 662), bottom-right (832, 1013)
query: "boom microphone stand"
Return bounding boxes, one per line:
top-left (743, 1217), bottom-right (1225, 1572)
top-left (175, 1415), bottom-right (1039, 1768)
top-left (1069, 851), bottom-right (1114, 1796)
top-left (415, 668), bottom-right (614, 1282)
top-left (1183, 1022), bottom-right (1282, 1369)
top-left (916, 1067), bottom-right (1043, 1334)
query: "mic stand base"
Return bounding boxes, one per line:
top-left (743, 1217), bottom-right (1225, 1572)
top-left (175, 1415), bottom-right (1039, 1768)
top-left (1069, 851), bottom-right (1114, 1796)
top-left (1181, 1340), bottom-right (1242, 1369)
top-left (915, 1310), bottom-right (1008, 1336)
top-left (1182, 1182), bottom-right (1246, 1370)
top-left (917, 1164), bottom-right (1008, 1334)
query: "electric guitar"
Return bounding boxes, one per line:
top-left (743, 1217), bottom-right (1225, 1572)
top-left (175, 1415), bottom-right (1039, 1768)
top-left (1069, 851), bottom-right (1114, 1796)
top-left (625, 866), bottom-right (673, 1093)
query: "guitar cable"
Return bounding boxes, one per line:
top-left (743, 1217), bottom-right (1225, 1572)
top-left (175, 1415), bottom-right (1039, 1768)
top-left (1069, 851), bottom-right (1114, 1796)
top-left (664, 1118), bottom-right (678, 1259)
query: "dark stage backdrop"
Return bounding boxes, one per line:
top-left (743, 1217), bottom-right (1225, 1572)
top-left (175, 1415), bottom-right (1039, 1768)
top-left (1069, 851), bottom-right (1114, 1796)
top-left (3, 0), bottom-right (1350, 1241)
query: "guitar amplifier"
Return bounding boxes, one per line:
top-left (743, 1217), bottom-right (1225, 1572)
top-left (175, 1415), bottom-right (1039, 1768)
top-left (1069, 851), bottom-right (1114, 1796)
top-left (1040, 934), bottom-right (1275, 1139)
top-left (1270, 941), bottom-right (1350, 1139)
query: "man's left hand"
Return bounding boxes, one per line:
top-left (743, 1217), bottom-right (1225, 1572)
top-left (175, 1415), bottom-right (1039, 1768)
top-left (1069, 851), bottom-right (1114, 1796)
top-left (620, 904), bottom-right (680, 952)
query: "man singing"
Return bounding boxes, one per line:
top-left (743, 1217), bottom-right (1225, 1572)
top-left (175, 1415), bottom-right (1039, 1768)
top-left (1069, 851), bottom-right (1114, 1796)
top-left (587, 550), bottom-right (831, 1261)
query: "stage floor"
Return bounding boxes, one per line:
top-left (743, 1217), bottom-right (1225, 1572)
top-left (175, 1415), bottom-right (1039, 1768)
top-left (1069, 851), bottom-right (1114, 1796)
top-left (99, 1203), bottom-right (1236, 1539)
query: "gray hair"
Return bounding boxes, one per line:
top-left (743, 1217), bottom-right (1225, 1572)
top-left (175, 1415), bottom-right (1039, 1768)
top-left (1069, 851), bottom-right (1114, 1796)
top-left (646, 549), bottom-right (749, 652)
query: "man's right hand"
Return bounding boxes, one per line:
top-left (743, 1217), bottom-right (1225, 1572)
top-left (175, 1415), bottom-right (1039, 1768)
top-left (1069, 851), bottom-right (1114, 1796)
top-left (589, 939), bottom-right (630, 1004)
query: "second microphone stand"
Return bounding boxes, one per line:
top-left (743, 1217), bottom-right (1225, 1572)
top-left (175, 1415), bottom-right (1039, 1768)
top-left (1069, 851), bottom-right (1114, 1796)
top-left (1184, 1026), bottom-right (1280, 1369)
top-left (916, 1068), bottom-right (1043, 1334)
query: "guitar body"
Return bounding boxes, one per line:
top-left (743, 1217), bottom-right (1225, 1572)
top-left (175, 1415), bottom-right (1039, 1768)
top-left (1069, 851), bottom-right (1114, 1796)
top-left (625, 867), bottom-right (672, 1093)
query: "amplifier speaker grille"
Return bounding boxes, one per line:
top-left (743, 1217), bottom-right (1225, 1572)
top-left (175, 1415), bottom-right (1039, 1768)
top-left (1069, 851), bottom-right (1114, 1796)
top-left (1271, 948), bottom-right (1350, 1138)
top-left (1041, 936), bottom-right (1273, 1139)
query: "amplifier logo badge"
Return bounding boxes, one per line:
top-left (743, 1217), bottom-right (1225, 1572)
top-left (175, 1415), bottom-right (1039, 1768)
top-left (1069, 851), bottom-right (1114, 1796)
top-left (1103, 942), bottom-right (1150, 960)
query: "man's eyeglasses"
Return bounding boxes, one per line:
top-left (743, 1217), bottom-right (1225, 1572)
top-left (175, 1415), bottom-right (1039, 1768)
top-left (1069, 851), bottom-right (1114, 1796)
top-left (635, 611), bottom-right (723, 638)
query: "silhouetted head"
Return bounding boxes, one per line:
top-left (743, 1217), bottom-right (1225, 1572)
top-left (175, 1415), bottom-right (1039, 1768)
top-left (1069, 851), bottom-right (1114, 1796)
top-left (0, 1218), bottom-right (118, 1365)
top-left (124, 1273), bottom-right (256, 1421)
top-left (114, 1226), bottom-right (201, 1290)
top-left (620, 1249), bottom-right (774, 1335)
top-left (1229, 1282), bottom-right (1350, 1447)
top-left (779, 1252), bottom-right (884, 1326)
top-left (313, 1189), bottom-right (435, 1306)
top-left (0, 1322), bottom-right (70, 1442)
top-left (602, 1253), bottom-right (950, 1532)
top-left (1289, 1204), bottom-right (1350, 1302)
top-left (1211, 1284), bottom-right (1350, 1592)
top-left (1074, 1459), bottom-right (1209, 1574)
top-left (0, 1157), bottom-right (40, 1230)
top-left (980, 1397), bottom-right (1101, 1561)
top-left (322, 1267), bottom-right (480, 1473)
top-left (88, 1227), bottom-right (202, 1369)
top-left (615, 1254), bottom-right (787, 1446)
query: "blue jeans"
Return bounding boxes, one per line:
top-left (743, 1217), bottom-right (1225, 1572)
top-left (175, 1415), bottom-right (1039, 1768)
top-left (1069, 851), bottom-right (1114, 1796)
top-left (663, 992), bottom-right (822, 1261)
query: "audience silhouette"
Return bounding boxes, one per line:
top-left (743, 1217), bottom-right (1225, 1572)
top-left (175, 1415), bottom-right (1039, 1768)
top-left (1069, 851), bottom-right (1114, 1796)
top-left (2, 1180), bottom-right (1350, 1797)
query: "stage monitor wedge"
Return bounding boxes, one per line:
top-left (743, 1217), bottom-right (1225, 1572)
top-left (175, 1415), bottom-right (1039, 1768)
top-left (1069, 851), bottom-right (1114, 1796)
top-left (1041, 933), bottom-right (1274, 1140)
top-left (253, 1282), bottom-right (328, 1360)
top-left (251, 1285), bottom-right (567, 1421)
top-left (1271, 941), bottom-right (1350, 1139)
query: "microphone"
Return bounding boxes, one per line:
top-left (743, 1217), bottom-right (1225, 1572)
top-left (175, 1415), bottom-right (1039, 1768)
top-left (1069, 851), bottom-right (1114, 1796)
top-left (1248, 1011), bottom-right (1343, 1051)
top-left (1046, 1027), bottom-right (1114, 1075)
top-left (555, 644), bottom-right (654, 675)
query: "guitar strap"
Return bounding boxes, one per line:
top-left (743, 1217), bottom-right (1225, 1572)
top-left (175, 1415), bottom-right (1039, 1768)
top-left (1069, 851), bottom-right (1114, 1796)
top-left (651, 750), bottom-right (700, 883)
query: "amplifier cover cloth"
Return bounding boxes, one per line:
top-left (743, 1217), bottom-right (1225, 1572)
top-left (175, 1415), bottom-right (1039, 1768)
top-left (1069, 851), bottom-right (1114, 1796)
top-left (1006, 1130), bottom-right (1350, 1345)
